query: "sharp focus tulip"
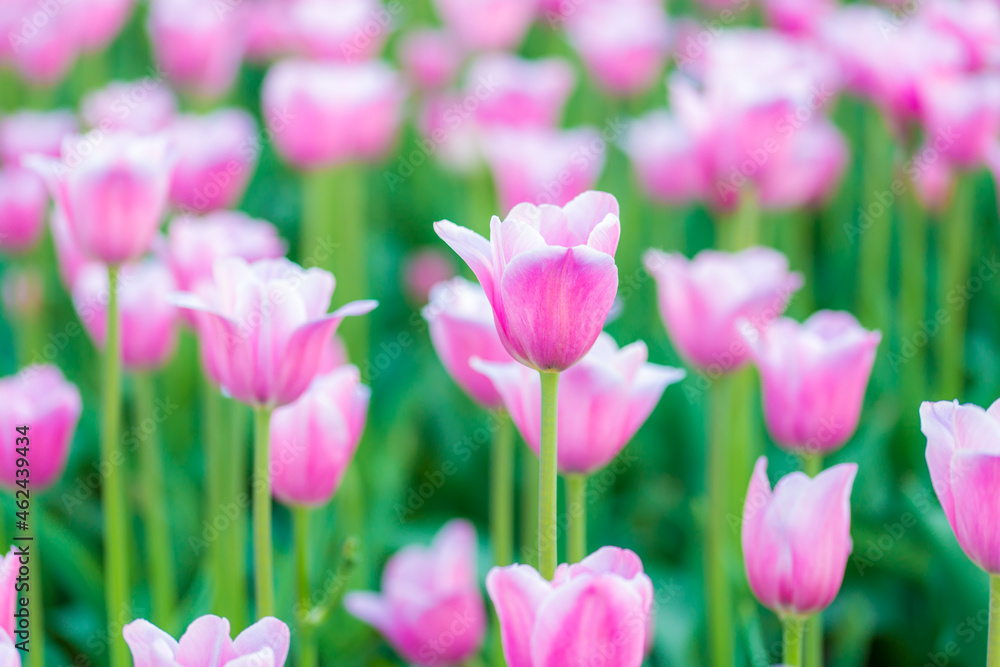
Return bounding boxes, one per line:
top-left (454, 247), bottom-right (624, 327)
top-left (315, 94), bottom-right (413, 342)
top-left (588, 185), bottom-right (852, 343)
top-left (72, 260), bottom-right (180, 372)
top-left (168, 109), bottom-right (259, 214)
top-left (81, 79), bottom-right (178, 135)
top-left (0, 110), bottom-right (78, 167)
top-left (123, 615), bottom-right (290, 667)
top-left (287, 0), bottom-right (393, 62)
top-left (434, 190), bottom-right (620, 372)
top-left (262, 59), bottom-right (406, 170)
top-left (422, 277), bottom-right (514, 409)
top-left (431, 0), bottom-right (540, 52)
top-left (173, 257), bottom-right (378, 407)
top-left (27, 131), bottom-right (174, 265)
top-left (0, 548), bottom-right (17, 641)
top-left (344, 520), bottom-right (487, 667)
top-left (644, 247), bottom-right (803, 372)
top-left (745, 311), bottom-right (881, 454)
top-left (474, 333), bottom-right (684, 474)
top-left (486, 546), bottom-right (653, 667)
top-left (0, 169), bottom-right (48, 254)
top-left (399, 28), bottom-right (462, 90)
top-left (742, 457), bottom-right (857, 617)
top-left (466, 54), bottom-right (576, 130)
top-left (269, 365), bottom-right (369, 506)
top-left (921, 398), bottom-right (1000, 574)
top-left (0, 365), bottom-right (82, 491)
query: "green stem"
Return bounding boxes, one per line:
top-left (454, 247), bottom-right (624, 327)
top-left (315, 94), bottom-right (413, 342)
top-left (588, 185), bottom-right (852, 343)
top-left (202, 376), bottom-right (227, 618)
top-left (899, 185), bottom-right (929, 425)
top-left (565, 474), bottom-right (587, 564)
top-left (538, 371), bottom-right (560, 580)
top-left (706, 376), bottom-right (734, 667)
top-left (784, 616), bottom-right (805, 667)
top-left (468, 165), bottom-right (496, 237)
top-left (294, 506), bottom-right (317, 667)
top-left (27, 516), bottom-right (43, 667)
top-left (720, 188), bottom-right (760, 251)
top-left (520, 444), bottom-right (539, 569)
top-left (988, 575), bottom-right (1000, 667)
top-left (802, 453), bottom-right (823, 478)
top-left (936, 175), bottom-right (974, 400)
top-left (801, 454), bottom-right (823, 667)
top-left (856, 107), bottom-right (895, 335)
top-left (253, 406), bottom-right (275, 618)
top-left (225, 400), bottom-right (249, 631)
top-left (133, 373), bottom-right (176, 629)
top-left (491, 411), bottom-right (514, 567)
top-left (102, 265), bottom-right (129, 667)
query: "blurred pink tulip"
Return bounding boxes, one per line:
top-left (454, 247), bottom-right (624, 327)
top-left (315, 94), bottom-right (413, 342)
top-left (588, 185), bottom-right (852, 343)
top-left (745, 311), bottom-right (881, 454)
top-left (913, 148), bottom-right (956, 211)
top-left (147, 0), bottom-right (246, 99)
top-left (0, 637), bottom-right (16, 667)
top-left (486, 546), bottom-right (653, 667)
top-left (423, 277), bottom-right (513, 409)
top-left (474, 333), bottom-right (684, 474)
top-left (73, 260), bottom-right (180, 371)
top-left (0, 365), bottom-right (82, 491)
top-left (483, 127), bottom-right (605, 214)
top-left (921, 398), bottom-right (1000, 574)
top-left (245, 0), bottom-right (295, 62)
top-left (0, 110), bottom-right (77, 167)
top-left (7, 2), bottom-right (79, 86)
top-left (159, 211), bottom-right (286, 293)
top-left (173, 257), bottom-right (377, 407)
top-left (168, 109), bottom-right (259, 214)
top-left (922, 0), bottom-right (1000, 71)
top-left (644, 247), bottom-right (803, 372)
top-left (919, 73), bottom-right (1000, 168)
top-left (401, 247), bottom-right (456, 304)
top-left (123, 615), bottom-right (290, 667)
top-left (270, 365), bottom-right (369, 506)
top-left (399, 28), bottom-right (462, 90)
top-left (754, 118), bottom-right (849, 210)
top-left (50, 207), bottom-right (89, 289)
top-left (262, 59), bottom-right (406, 170)
top-left (623, 110), bottom-right (709, 205)
top-left (435, 190), bottom-right (620, 371)
top-left (564, 0), bottom-right (670, 96)
top-left (0, 169), bottom-right (47, 254)
top-left (0, 548), bottom-right (15, 641)
top-left (432, 0), bottom-right (539, 51)
top-left (345, 520), bottom-right (487, 666)
top-left (287, 0), bottom-right (393, 62)
top-left (1, 267), bottom-right (44, 321)
top-left (466, 54), bottom-right (576, 129)
top-left (80, 79), bottom-right (178, 134)
top-left (415, 93), bottom-right (483, 173)
top-left (760, 0), bottom-right (835, 35)
top-left (742, 457), bottom-right (857, 616)
top-left (27, 132), bottom-right (174, 265)
top-left (70, 0), bottom-right (134, 52)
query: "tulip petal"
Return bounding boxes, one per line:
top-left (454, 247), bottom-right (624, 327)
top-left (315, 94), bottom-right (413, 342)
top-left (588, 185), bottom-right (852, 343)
top-left (951, 450), bottom-right (1000, 574)
top-left (226, 649), bottom-right (275, 667)
top-left (921, 400), bottom-right (959, 527)
top-left (233, 617), bottom-right (290, 666)
top-left (123, 620), bottom-right (179, 667)
top-left (174, 615), bottom-right (236, 666)
top-left (434, 220), bottom-right (495, 300)
top-left (742, 457), bottom-right (784, 612)
top-left (485, 565), bottom-right (552, 667)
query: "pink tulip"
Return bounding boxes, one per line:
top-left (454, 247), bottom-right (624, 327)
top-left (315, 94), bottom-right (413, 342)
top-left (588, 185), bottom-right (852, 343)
top-left (123, 615), bottom-right (290, 667)
top-left (173, 257), bottom-right (377, 407)
top-left (245, 0), bottom-right (295, 62)
top-left (423, 277), bottom-right (514, 409)
top-left (80, 79), bottom-right (178, 135)
top-left (922, 0), bottom-right (1000, 71)
top-left (399, 28), bottom-right (462, 90)
top-left (921, 398), bottom-right (1000, 574)
top-left (168, 109), bottom-right (259, 214)
top-left (435, 190), bottom-right (620, 372)
top-left (564, 0), bottom-right (670, 96)
top-left (760, 0), bottom-right (835, 35)
top-left (0, 636), bottom-right (16, 667)
top-left (415, 93), bottom-right (482, 173)
top-left (69, 0), bottom-right (134, 52)
top-left (753, 118), bottom-right (849, 210)
top-left (623, 110), bottom-right (710, 206)
top-left (158, 211), bottom-right (287, 293)
top-left (401, 247), bottom-right (456, 304)
top-left (644, 247), bottom-right (803, 372)
top-left (7, 3), bottom-right (79, 85)
top-left (73, 259), bottom-right (180, 371)
top-left (27, 132), bottom-right (174, 265)
top-left (345, 519), bottom-right (487, 666)
top-left (745, 311), bottom-right (881, 454)
top-left (919, 73), bottom-right (1000, 168)
top-left (913, 148), bottom-right (955, 211)
top-left (287, 0), bottom-right (393, 62)
top-left (0, 110), bottom-right (78, 167)
top-left (0, 365), bottom-right (82, 491)
top-left (0, 548), bottom-right (18, 641)
top-left (262, 59), bottom-right (406, 170)
top-left (0, 169), bottom-right (47, 254)
top-left (432, 0), bottom-right (539, 51)
top-left (486, 546), bottom-right (653, 667)
top-left (1, 267), bottom-right (44, 321)
top-left (50, 207), bottom-right (89, 289)
top-left (742, 457), bottom-right (857, 616)
top-left (466, 54), bottom-right (576, 130)
top-left (269, 365), bottom-right (369, 506)
top-left (147, 0), bottom-right (246, 99)
top-left (474, 333), bottom-right (684, 474)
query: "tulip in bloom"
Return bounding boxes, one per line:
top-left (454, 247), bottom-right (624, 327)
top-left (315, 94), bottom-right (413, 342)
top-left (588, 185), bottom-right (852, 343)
top-left (487, 546), bottom-right (653, 667)
top-left (432, 0), bottom-right (539, 52)
top-left (123, 615), bottom-right (290, 666)
top-left (475, 333), bottom-right (684, 474)
top-left (622, 110), bottom-right (709, 205)
top-left (423, 277), bottom-right (513, 409)
top-left (7, 1), bottom-right (79, 86)
top-left (345, 519), bottom-right (487, 666)
top-left (0, 548), bottom-right (17, 640)
top-left (50, 208), bottom-right (90, 289)
top-left (287, 0), bottom-right (393, 62)
top-left (0, 169), bottom-right (48, 254)
top-left (742, 457), bottom-right (857, 616)
top-left (415, 94), bottom-right (482, 173)
top-left (401, 247), bottom-right (456, 304)
top-left (168, 109), bottom-right (259, 214)
top-left (466, 54), bottom-right (576, 130)
top-left (753, 118), bottom-right (849, 210)
top-left (644, 247), bottom-right (803, 371)
top-left (27, 132), bottom-right (174, 265)
top-left (173, 257), bottom-right (377, 407)
top-left (270, 365), bottom-right (369, 506)
top-left (399, 28), bottom-right (462, 90)
top-left (262, 59), bottom-right (406, 170)
top-left (81, 79), bottom-right (178, 135)
top-left (745, 311), bottom-right (880, 454)
top-left (434, 190), bottom-right (620, 371)
top-left (919, 73), bottom-right (1000, 169)
top-left (0, 110), bottom-right (78, 167)
top-left (245, 0), bottom-right (295, 62)
top-left (73, 260), bottom-right (180, 372)
top-left (0, 365), bottom-right (82, 491)
top-left (921, 398), bottom-right (1000, 574)
top-left (70, 0), bottom-right (135, 52)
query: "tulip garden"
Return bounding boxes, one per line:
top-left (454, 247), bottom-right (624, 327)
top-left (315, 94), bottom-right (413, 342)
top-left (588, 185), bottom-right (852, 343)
top-left (1, 0), bottom-right (1000, 666)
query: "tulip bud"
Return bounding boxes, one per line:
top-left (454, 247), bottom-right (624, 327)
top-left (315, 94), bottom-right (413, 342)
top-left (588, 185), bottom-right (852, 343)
top-left (81, 79), bottom-right (178, 135)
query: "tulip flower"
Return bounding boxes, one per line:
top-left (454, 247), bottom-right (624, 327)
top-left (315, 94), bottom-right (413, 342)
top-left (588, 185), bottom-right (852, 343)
top-left (423, 277), bottom-right (513, 409)
top-left (745, 311), bottom-right (881, 456)
top-left (287, 0), bottom-right (393, 62)
top-left (70, 0), bottom-right (135, 52)
top-left (761, 0), bottom-right (835, 35)
top-left (123, 615), bottom-right (290, 667)
top-left (415, 94), bottom-right (483, 173)
top-left (398, 28), bottom-right (462, 90)
top-left (8, 4), bottom-right (79, 86)
top-left (753, 118), bottom-right (849, 210)
top-left (742, 457), bottom-right (857, 664)
top-left (645, 247), bottom-right (803, 372)
top-left (622, 110), bottom-right (709, 206)
top-left (0, 169), bottom-right (47, 254)
top-left (0, 365), bottom-right (81, 491)
top-left (345, 520), bottom-right (487, 666)
top-left (431, 0), bottom-right (539, 52)
top-left (921, 0), bottom-right (1000, 71)
top-left (168, 109), bottom-right (259, 214)
top-left (919, 73), bottom-right (1000, 169)
top-left (486, 546), bottom-right (653, 667)
top-left (80, 79), bottom-right (178, 135)
top-left (50, 208), bottom-right (89, 290)
top-left (466, 54), bottom-right (576, 130)
top-left (401, 248), bottom-right (456, 304)
top-left (0, 110), bottom-right (78, 167)
top-left (0, 549), bottom-right (15, 640)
